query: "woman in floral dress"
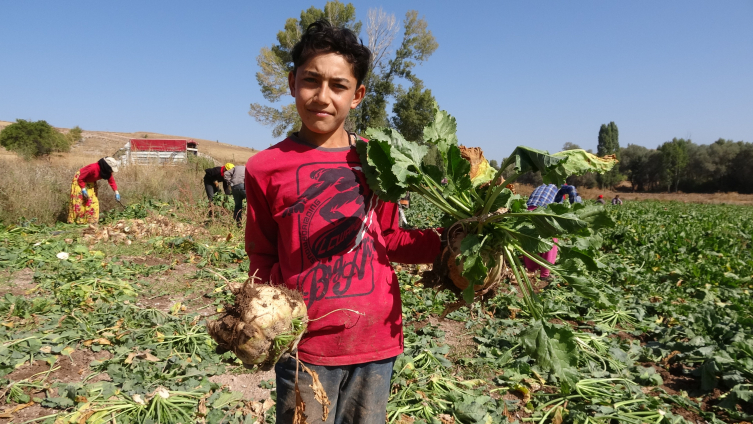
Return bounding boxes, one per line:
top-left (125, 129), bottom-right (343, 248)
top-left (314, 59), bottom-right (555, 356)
top-left (67, 157), bottom-right (120, 224)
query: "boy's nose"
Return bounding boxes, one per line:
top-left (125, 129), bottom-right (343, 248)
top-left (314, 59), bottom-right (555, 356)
top-left (314, 83), bottom-right (331, 104)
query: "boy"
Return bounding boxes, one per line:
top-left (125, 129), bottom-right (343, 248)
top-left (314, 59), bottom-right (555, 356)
top-left (244, 20), bottom-right (441, 423)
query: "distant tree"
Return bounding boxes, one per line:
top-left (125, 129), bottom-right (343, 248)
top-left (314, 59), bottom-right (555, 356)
top-left (489, 159), bottom-right (499, 170)
top-left (619, 144), bottom-right (645, 191)
top-left (517, 171), bottom-right (543, 187)
top-left (597, 122), bottom-right (619, 156)
top-left (352, 9), bottom-right (438, 133)
top-left (596, 122), bottom-right (621, 188)
top-left (730, 143), bottom-right (753, 193)
top-left (391, 79), bottom-right (435, 141)
top-left (659, 138), bottom-right (689, 192)
top-left (0, 119), bottom-right (71, 159)
top-left (562, 142), bottom-right (581, 151)
top-left (248, 2), bottom-right (438, 138)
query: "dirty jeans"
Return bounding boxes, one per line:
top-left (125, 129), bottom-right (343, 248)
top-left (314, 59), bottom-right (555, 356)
top-left (231, 184), bottom-right (246, 224)
top-left (275, 354), bottom-right (396, 424)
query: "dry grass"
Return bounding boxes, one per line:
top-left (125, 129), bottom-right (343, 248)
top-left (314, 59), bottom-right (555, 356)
top-left (515, 183), bottom-right (753, 205)
top-left (0, 156), bottom-right (212, 225)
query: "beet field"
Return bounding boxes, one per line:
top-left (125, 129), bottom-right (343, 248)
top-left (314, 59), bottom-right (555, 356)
top-left (1, 198), bottom-right (752, 424)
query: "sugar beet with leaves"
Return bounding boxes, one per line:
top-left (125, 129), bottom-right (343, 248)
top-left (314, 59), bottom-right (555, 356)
top-left (357, 106), bottom-right (618, 390)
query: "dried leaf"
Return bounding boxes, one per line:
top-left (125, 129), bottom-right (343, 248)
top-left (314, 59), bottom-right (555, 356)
top-left (552, 406), bottom-right (563, 424)
top-left (437, 414), bottom-right (454, 424)
top-left (77, 409), bottom-right (95, 424)
top-left (0, 402), bottom-right (34, 418)
top-left (293, 382), bottom-right (309, 424)
top-left (301, 364), bottom-right (330, 421)
top-left (132, 394), bottom-right (146, 405)
top-left (198, 397), bottom-right (208, 417)
top-left (396, 414), bottom-right (415, 424)
top-left (503, 401), bottom-right (513, 421)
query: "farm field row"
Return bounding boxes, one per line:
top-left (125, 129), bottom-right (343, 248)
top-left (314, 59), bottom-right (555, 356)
top-left (1, 199), bottom-right (751, 423)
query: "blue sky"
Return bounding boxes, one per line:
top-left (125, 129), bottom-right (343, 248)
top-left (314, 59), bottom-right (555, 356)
top-left (1, 1), bottom-right (751, 160)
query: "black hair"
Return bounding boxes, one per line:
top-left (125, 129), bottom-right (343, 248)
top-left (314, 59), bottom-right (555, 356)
top-left (291, 19), bottom-right (372, 87)
top-left (98, 158), bottom-right (113, 180)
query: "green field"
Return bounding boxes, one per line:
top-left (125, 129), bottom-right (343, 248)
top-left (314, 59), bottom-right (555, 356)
top-left (1, 200), bottom-right (751, 423)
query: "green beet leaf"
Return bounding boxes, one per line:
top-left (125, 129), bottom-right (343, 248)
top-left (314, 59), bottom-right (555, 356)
top-left (423, 105), bottom-right (458, 164)
top-left (520, 320), bottom-right (579, 393)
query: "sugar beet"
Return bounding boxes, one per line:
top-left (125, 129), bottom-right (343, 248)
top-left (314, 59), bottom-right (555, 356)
top-left (207, 282), bottom-right (307, 370)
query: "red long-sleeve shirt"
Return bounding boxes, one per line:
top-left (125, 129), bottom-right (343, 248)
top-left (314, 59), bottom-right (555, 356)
top-left (244, 135), bottom-right (441, 366)
top-left (77, 163), bottom-right (117, 191)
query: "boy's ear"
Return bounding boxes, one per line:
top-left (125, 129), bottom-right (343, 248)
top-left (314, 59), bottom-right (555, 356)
top-left (350, 84), bottom-right (366, 109)
top-left (288, 71), bottom-right (296, 97)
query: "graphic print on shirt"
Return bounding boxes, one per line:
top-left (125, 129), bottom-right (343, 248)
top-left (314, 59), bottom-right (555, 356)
top-left (282, 162), bottom-right (379, 307)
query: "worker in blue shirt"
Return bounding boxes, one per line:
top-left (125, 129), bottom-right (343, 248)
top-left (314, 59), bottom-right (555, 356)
top-left (525, 184), bottom-right (559, 280)
top-left (555, 184), bottom-right (579, 204)
top-left (527, 184), bottom-right (558, 209)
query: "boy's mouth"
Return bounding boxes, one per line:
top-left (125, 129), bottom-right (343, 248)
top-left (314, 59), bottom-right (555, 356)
top-left (309, 109), bottom-right (333, 117)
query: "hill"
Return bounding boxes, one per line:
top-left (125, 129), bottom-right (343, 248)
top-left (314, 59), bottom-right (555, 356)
top-left (0, 120), bottom-right (258, 166)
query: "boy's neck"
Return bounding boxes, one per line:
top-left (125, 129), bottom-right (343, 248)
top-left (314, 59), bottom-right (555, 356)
top-left (297, 125), bottom-right (351, 149)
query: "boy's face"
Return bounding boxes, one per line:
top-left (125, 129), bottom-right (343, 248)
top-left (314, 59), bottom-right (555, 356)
top-left (289, 52), bottom-right (365, 137)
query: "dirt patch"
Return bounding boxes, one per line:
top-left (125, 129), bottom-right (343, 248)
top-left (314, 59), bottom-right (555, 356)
top-left (0, 403), bottom-right (52, 424)
top-left (0, 269), bottom-right (36, 296)
top-left (208, 369), bottom-right (275, 401)
top-left (0, 350), bottom-right (112, 423)
top-left (135, 262), bottom-right (216, 314)
top-left (500, 390), bottom-right (532, 420)
top-left (5, 349), bottom-right (112, 384)
top-left (659, 371), bottom-right (700, 396)
top-left (670, 406), bottom-right (705, 423)
top-left (610, 331), bottom-right (639, 342)
top-left (547, 319), bottom-right (578, 328)
top-left (119, 255), bottom-right (172, 267)
top-left (413, 316), bottom-right (476, 358)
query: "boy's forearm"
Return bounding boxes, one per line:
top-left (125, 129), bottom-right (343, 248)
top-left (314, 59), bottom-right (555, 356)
top-left (383, 228), bottom-right (442, 264)
top-left (377, 200), bottom-right (441, 264)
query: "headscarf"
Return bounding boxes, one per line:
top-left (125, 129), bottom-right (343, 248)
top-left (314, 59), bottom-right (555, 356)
top-left (98, 158), bottom-right (113, 180)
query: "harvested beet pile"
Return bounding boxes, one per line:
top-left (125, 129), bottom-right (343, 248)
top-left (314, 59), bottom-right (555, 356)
top-left (207, 282), bottom-right (308, 370)
top-left (82, 215), bottom-right (211, 244)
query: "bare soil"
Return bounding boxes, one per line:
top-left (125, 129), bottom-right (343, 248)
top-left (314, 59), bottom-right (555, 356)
top-left (0, 269), bottom-right (36, 296)
top-left (208, 369), bottom-right (276, 402)
top-left (5, 349), bottom-right (112, 384)
top-left (0, 349), bottom-right (112, 424)
top-left (423, 316), bottom-right (476, 357)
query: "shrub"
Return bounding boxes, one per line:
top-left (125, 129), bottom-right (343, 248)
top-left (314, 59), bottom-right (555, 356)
top-left (0, 119), bottom-right (71, 159)
top-left (66, 126), bottom-right (83, 144)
